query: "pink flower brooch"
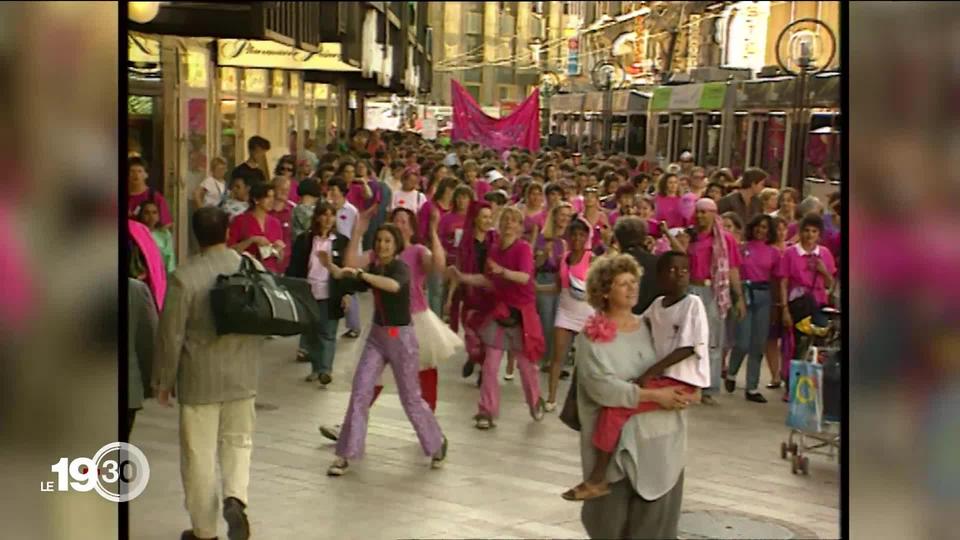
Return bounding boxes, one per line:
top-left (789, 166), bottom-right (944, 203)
top-left (583, 313), bottom-right (617, 343)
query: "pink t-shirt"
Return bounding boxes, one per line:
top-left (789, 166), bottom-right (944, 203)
top-left (474, 181), bottom-right (492, 200)
top-left (687, 229), bottom-right (742, 282)
top-left (399, 243), bottom-right (430, 314)
top-left (486, 238), bottom-right (536, 307)
top-left (346, 180), bottom-right (381, 211)
top-left (778, 244), bottom-right (837, 306)
top-left (268, 201), bottom-right (296, 273)
top-left (128, 189), bottom-right (173, 226)
top-left (417, 200), bottom-right (450, 244)
top-left (523, 209), bottom-right (547, 237)
top-left (288, 179), bottom-right (301, 205)
top-left (228, 212), bottom-right (284, 273)
top-left (570, 196), bottom-right (585, 214)
top-left (739, 240), bottom-right (782, 283)
top-left (559, 251), bottom-right (592, 290)
top-left (654, 195), bottom-right (689, 229)
top-left (307, 234), bottom-right (334, 300)
top-left (439, 211), bottom-right (467, 265)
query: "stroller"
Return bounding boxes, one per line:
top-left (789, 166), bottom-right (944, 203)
top-left (781, 306), bottom-right (841, 475)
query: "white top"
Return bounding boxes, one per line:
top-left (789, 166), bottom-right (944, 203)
top-left (336, 201), bottom-right (358, 239)
top-left (391, 189), bottom-right (427, 213)
top-left (641, 294), bottom-right (711, 388)
top-left (576, 325), bottom-right (687, 501)
top-left (199, 176), bottom-right (227, 207)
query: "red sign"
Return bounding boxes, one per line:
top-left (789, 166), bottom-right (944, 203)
top-left (568, 38), bottom-right (579, 50)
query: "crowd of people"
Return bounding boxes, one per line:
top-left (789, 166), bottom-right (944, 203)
top-left (126, 127), bottom-right (841, 540)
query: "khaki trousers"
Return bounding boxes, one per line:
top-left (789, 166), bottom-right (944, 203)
top-left (179, 397), bottom-right (255, 539)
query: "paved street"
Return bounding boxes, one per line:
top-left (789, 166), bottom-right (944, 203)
top-left (131, 296), bottom-right (839, 539)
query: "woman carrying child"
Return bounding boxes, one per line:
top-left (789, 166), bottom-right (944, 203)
top-left (569, 254), bottom-right (699, 539)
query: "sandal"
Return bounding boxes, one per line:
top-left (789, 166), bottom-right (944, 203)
top-left (544, 401), bottom-right (557, 413)
top-left (327, 457), bottom-right (349, 476)
top-left (474, 414), bottom-right (493, 430)
top-left (561, 481), bottom-right (612, 501)
top-left (530, 398), bottom-right (546, 422)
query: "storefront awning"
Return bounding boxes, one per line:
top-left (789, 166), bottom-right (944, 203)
top-left (217, 39), bottom-right (361, 72)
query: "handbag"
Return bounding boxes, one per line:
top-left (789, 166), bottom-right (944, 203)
top-left (559, 368), bottom-right (581, 431)
top-left (210, 255), bottom-right (315, 336)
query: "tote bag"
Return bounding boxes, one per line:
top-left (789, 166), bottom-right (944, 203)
top-left (786, 348), bottom-right (824, 433)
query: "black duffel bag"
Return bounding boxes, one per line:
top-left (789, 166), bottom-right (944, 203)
top-left (210, 256), bottom-right (318, 336)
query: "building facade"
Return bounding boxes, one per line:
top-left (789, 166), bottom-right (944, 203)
top-left (127, 2), bottom-right (433, 260)
top-left (428, 2), bottom-right (540, 110)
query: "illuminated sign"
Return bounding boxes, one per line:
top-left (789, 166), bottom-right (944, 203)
top-left (217, 40), bottom-right (361, 72)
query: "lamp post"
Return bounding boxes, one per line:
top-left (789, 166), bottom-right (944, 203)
top-left (775, 18), bottom-right (836, 191)
top-left (592, 60), bottom-right (620, 154)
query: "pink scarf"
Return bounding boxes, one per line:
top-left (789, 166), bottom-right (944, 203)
top-left (696, 198), bottom-right (731, 319)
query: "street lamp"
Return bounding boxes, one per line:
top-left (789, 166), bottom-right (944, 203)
top-left (592, 60), bottom-right (623, 154)
top-left (775, 18), bottom-right (836, 190)
top-left (129, 2), bottom-right (162, 24)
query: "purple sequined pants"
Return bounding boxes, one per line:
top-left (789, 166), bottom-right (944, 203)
top-left (335, 324), bottom-right (444, 460)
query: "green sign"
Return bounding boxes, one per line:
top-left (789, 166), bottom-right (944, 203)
top-left (651, 87), bottom-right (672, 111)
top-left (699, 82), bottom-right (727, 110)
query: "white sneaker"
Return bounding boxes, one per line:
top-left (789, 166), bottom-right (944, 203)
top-left (544, 401), bottom-right (557, 413)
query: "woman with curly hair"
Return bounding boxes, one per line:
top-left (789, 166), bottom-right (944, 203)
top-left (571, 253), bottom-right (696, 538)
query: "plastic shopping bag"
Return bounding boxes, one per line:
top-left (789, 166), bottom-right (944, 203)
top-left (786, 356), bottom-right (824, 433)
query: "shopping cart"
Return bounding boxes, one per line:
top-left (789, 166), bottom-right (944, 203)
top-left (781, 307), bottom-right (841, 475)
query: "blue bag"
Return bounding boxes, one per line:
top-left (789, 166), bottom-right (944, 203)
top-left (786, 350), bottom-right (824, 433)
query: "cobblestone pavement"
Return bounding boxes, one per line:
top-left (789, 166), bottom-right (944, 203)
top-left (131, 297), bottom-right (839, 539)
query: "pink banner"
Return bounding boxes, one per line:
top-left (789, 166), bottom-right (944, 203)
top-left (451, 81), bottom-right (540, 153)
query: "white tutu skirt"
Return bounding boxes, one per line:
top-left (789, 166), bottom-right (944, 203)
top-left (362, 309), bottom-right (464, 388)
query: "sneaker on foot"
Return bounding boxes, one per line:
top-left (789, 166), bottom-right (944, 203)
top-left (304, 373), bottom-right (320, 382)
top-left (474, 414), bottom-right (493, 430)
top-left (544, 401), bottom-right (557, 413)
top-left (724, 378), bottom-right (736, 393)
top-left (319, 424), bottom-right (341, 441)
top-left (431, 436), bottom-right (448, 469)
top-left (701, 394), bottom-right (718, 406)
top-left (504, 372), bottom-right (515, 381)
top-left (318, 373), bottom-right (332, 386)
top-left (530, 398), bottom-right (546, 422)
top-left (462, 360), bottom-right (475, 378)
top-left (746, 391), bottom-right (768, 403)
top-left (222, 497), bottom-right (250, 540)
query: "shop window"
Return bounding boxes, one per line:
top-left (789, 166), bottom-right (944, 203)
top-left (220, 100), bottom-right (238, 171)
top-left (678, 113), bottom-right (694, 159)
top-left (704, 113), bottom-right (722, 168)
top-left (185, 98), bottom-right (208, 201)
top-left (465, 84), bottom-right (481, 103)
top-left (730, 112), bottom-right (748, 178)
top-left (655, 114), bottom-right (669, 163)
top-left (760, 113), bottom-right (787, 187)
top-left (627, 114), bottom-right (646, 156)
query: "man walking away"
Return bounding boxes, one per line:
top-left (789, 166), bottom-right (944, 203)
top-left (154, 207), bottom-right (264, 540)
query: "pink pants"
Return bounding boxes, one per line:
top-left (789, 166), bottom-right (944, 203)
top-left (477, 346), bottom-right (541, 418)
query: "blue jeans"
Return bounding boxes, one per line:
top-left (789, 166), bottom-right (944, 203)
top-left (727, 286), bottom-right (772, 392)
top-left (535, 276), bottom-right (559, 365)
top-left (304, 299), bottom-right (340, 375)
top-left (345, 294), bottom-right (360, 332)
top-left (689, 285), bottom-right (724, 395)
top-left (427, 271), bottom-right (444, 318)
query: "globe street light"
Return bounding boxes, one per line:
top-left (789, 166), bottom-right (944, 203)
top-left (775, 18), bottom-right (836, 190)
top-left (129, 2), bottom-right (161, 24)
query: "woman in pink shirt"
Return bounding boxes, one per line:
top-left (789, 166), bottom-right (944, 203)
top-left (764, 216), bottom-right (791, 389)
top-left (545, 218), bottom-right (595, 411)
top-left (438, 185), bottom-right (474, 268)
top-left (581, 188), bottom-right (610, 250)
top-left (228, 182), bottom-right (286, 273)
top-left (654, 173), bottom-right (690, 229)
top-left (269, 176), bottom-right (297, 273)
top-left (686, 198), bottom-right (746, 405)
top-left (452, 207), bottom-right (546, 429)
top-left (724, 215), bottom-right (782, 403)
top-left (341, 161), bottom-right (380, 212)
top-left (519, 182), bottom-right (547, 243)
top-left (420, 177), bottom-right (458, 317)
top-left (779, 214), bottom-right (837, 332)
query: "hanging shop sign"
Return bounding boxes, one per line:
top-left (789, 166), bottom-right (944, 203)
top-left (651, 82), bottom-right (728, 111)
top-left (217, 39), bottom-right (361, 72)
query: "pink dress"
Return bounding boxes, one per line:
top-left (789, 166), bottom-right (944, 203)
top-left (228, 212), bottom-right (284, 273)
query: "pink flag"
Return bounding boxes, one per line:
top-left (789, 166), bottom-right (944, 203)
top-left (451, 81), bottom-right (540, 153)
